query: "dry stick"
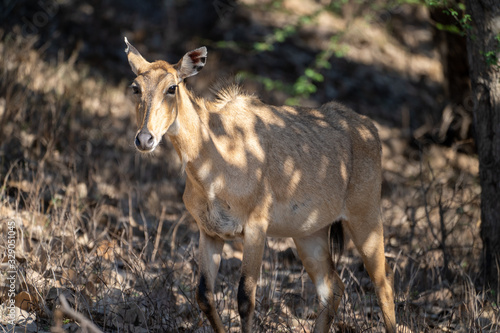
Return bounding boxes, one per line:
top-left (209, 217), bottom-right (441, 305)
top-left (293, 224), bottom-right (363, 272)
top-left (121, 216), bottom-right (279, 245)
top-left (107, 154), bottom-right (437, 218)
top-left (0, 158), bottom-right (18, 200)
top-left (419, 161), bottom-right (440, 244)
top-left (151, 206), bottom-right (166, 263)
top-left (419, 160), bottom-right (451, 277)
top-left (437, 188), bottom-right (450, 280)
top-left (169, 212), bottom-right (187, 258)
top-left (496, 257), bottom-right (500, 307)
top-left (139, 207), bottom-right (149, 261)
top-left (58, 294), bottom-right (103, 333)
top-left (19, 265), bottom-right (53, 319)
top-left (128, 192), bottom-right (134, 255)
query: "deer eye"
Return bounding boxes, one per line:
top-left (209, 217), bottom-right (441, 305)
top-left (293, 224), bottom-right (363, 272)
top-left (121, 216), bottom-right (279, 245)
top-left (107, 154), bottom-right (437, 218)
top-left (130, 84), bottom-right (140, 94)
top-left (166, 85), bottom-right (177, 95)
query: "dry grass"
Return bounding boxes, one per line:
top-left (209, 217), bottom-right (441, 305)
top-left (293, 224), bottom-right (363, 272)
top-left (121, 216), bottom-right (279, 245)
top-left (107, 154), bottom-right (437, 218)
top-left (0, 10), bottom-right (499, 333)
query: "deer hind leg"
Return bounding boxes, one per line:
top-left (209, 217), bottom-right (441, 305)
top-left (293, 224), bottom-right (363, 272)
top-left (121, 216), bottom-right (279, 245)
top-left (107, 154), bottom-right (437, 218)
top-left (345, 213), bottom-right (396, 333)
top-left (196, 231), bottom-right (225, 333)
top-left (293, 227), bottom-right (344, 333)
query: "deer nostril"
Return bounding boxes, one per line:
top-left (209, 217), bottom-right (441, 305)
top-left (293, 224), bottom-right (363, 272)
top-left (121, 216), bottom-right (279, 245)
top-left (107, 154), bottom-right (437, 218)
top-left (136, 131), bottom-right (155, 151)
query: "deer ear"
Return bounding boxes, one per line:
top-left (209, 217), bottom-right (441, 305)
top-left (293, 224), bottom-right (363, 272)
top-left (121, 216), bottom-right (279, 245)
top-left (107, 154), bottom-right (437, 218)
top-left (175, 47), bottom-right (207, 81)
top-left (124, 37), bottom-right (149, 75)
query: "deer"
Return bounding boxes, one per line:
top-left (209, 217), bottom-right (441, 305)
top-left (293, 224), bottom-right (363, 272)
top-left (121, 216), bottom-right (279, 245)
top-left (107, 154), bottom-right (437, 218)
top-left (124, 37), bottom-right (396, 333)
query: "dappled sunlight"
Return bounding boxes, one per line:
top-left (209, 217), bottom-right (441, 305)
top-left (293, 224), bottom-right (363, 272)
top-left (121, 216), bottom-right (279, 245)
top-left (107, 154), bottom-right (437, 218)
top-left (317, 155), bottom-right (330, 181)
top-left (0, 0), bottom-right (491, 332)
top-left (283, 157), bottom-right (302, 196)
top-left (123, 36), bottom-right (399, 331)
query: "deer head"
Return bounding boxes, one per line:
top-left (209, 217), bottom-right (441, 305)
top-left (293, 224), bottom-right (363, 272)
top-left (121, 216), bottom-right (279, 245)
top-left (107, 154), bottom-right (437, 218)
top-left (124, 37), bottom-right (207, 152)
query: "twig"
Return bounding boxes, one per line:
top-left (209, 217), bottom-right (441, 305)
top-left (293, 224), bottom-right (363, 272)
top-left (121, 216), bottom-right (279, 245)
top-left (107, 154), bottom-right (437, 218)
top-left (128, 192), bottom-right (134, 255)
top-left (169, 212), bottom-right (187, 258)
top-left (151, 206), bottom-right (166, 262)
top-left (419, 160), bottom-right (440, 245)
top-left (0, 159), bottom-right (19, 200)
top-left (58, 294), bottom-right (103, 333)
top-left (437, 187), bottom-right (450, 279)
top-left (139, 207), bottom-right (149, 261)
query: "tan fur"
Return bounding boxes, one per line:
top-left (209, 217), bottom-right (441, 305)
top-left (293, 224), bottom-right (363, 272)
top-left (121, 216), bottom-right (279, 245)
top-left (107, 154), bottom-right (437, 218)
top-left (125, 39), bottom-right (396, 333)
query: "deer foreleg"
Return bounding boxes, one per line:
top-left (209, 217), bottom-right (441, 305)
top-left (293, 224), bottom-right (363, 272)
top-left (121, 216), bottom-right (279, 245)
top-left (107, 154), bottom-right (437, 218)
top-left (196, 231), bottom-right (225, 333)
top-left (238, 222), bottom-right (267, 333)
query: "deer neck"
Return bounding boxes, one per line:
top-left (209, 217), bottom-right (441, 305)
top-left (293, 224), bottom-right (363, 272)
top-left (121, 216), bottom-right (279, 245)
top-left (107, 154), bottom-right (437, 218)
top-left (168, 84), bottom-right (214, 173)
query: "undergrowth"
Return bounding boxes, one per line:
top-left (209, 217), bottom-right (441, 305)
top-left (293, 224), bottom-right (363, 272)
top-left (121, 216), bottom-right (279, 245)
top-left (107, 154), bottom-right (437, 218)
top-left (0, 8), bottom-right (498, 333)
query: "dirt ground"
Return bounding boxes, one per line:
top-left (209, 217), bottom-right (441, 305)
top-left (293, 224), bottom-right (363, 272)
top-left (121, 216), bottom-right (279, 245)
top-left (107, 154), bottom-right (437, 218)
top-left (0, 0), bottom-right (498, 332)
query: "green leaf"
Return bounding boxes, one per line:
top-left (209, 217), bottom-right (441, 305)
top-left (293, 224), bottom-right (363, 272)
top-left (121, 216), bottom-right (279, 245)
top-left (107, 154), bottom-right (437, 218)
top-left (299, 16), bottom-right (313, 24)
top-left (435, 23), bottom-right (461, 35)
top-left (285, 97), bottom-right (300, 106)
top-left (283, 25), bottom-right (296, 34)
top-left (275, 30), bottom-right (286, 42)
top-left (253, 42), bottom-right (273, 52)
top-left (316, 58), bottom-right (332, 69)
top-left (305, 68), bottom-right (324, 82)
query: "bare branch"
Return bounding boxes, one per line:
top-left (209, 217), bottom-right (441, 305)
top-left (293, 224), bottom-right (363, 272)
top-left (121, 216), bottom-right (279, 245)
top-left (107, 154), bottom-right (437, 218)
top-left (58, 294), bottom-right (103, 333)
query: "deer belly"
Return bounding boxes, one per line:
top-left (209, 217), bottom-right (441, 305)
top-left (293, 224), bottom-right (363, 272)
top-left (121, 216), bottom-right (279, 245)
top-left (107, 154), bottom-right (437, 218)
top-left (191, 200), bottom-right (244, 240)
top-left (267, 200), bottom-right (339, 238)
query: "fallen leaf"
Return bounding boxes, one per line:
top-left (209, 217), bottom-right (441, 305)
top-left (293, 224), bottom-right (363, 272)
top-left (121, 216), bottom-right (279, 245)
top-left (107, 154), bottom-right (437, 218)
top-left (15, 291), bottom-right (33, 311)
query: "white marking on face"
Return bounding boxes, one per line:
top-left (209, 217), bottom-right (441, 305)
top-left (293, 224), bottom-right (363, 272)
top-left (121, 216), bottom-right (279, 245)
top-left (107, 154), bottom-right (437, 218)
top-left (167, 114), bottom-right (180, 135)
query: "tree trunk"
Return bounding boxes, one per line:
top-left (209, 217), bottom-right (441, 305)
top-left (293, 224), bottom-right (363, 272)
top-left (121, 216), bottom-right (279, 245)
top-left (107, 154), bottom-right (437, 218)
top-left (466, 0), bottom-right (500, 289)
